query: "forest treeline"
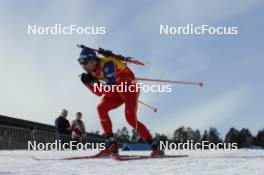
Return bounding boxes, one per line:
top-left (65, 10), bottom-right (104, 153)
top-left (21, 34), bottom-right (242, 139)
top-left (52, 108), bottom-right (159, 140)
top-left (99, 126), bottom-right (264, 149)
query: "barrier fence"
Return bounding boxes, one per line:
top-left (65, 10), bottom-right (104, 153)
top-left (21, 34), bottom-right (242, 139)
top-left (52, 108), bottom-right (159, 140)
top-left (0, 125), bottom-right (31, 149)
top-left (0, 125), bottom-right (105, 150)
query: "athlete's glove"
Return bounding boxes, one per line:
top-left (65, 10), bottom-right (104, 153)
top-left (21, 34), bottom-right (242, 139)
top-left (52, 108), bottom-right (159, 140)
top-left (98, 48), bottom-right (114, 57)
top-left (80, 73), bottom-right (97, 84)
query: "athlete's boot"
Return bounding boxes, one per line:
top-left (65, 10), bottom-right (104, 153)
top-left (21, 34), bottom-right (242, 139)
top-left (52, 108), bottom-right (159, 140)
top-left (147, 138), bottom-right (165, 157)
top-left (92, 134), bottom-right (119, 158)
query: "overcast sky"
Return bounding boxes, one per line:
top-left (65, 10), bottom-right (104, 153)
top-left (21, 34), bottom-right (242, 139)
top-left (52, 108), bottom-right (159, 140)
top-left (0, 0), bottom-right (264, 137)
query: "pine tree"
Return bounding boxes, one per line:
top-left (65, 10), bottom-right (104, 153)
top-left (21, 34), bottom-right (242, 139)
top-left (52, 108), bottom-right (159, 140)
top-left (194, 129), bottom-right (201, 143)
top-left (201, 130), bottom-right (208, 142)
top-left (237, 128), bottom-right (253, 148)
top-left (153, 133), bottom-right (169, 142)
top-left (173, 126), bottom-right (187, 142)
top-left (116, 127), bottom-right (130, 142)
top-left (186, 127), bottom-right (195, 141)
top-left (225, 127), bottom-right (239, 144)
top-left (130, 129), bottom-right (140, 142)
top-left (207, 127), bottom-right (222, 144)
top-left (255, 128), bottom-right (264, 148)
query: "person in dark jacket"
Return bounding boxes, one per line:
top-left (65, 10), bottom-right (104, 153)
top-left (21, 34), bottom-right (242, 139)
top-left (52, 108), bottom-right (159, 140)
top-left (55, 109), bottom-right (71, 135)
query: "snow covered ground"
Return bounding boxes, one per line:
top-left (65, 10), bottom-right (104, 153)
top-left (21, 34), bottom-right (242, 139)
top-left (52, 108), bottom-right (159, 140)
top-left (0, 149), bottom-right (264, 175)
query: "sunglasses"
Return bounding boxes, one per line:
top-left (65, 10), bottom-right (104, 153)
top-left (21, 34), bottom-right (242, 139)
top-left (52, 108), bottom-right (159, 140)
top-left (78, 58), bottom-right (96, 65)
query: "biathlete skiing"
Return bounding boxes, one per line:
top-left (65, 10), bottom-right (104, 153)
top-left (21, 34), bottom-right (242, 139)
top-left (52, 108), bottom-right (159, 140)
top-left (31, 45), bottom-right (200, 161)
top-left (77, 45), bottom-right (164, 157)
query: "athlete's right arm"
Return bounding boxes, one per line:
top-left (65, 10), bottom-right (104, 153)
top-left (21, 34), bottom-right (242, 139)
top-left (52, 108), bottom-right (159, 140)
top-left (80, 73), bottom-right (116, 97)
top-left (80, 73), bottom-right (104, 96)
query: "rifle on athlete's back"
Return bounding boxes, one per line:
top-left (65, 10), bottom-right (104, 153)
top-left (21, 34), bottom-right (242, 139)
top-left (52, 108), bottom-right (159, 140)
top-left (77, 44), bottom-right (145, 66)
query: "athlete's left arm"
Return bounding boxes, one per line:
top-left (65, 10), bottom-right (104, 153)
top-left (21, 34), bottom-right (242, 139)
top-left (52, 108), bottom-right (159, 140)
top-left (103, 61), bottom-right (116, 85)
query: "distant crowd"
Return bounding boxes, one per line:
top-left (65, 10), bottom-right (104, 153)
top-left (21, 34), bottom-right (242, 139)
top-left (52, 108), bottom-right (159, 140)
top-left (55, 109), bottom-right (86, 143)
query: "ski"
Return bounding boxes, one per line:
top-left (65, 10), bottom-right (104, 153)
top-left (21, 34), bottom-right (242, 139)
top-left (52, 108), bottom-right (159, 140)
top-left (31, 154), bottom-right (188, 161)
top-left (110, 155), bottom-right (188, 161)
top-left (30, 155), bottom-right (94, 161)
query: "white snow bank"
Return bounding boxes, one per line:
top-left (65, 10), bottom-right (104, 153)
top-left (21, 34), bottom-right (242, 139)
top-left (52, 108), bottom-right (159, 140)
top-left (0, 149), bottom-right (264, 175)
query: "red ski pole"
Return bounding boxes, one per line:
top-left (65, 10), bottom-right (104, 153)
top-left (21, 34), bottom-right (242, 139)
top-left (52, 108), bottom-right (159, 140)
top-left (135, 77), bottom-right (203, 87)
top-left (138, 100), bottom-right (158, 112)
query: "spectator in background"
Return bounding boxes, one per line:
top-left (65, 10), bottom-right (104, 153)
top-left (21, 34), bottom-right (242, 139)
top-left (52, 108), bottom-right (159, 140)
top-left (55, 109), bottom-right (71, 135)
top-left (71, 112), bottom-right (86, 144)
